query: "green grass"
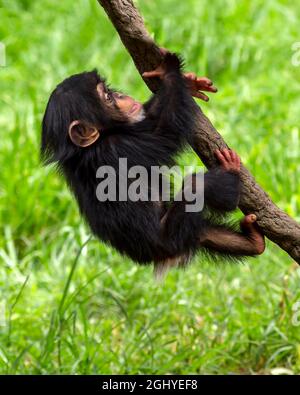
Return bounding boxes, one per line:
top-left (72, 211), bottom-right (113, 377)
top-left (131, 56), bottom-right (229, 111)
top-left (0, 0), bottom-right (300, 374)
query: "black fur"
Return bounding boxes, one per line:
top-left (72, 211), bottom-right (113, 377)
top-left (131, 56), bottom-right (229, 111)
top-left (41, 53), bottom-right (243, 265)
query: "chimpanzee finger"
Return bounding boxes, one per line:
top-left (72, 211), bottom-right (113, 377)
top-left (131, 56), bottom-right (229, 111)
top-left (231, 150), bottom-right (240, 165)
top-left (197, 85), bottom-right (218, 93)
top-left (236, 153), bottom-right (241, 167)
top-left (197, 77), bottom-right (213, 86)
top-left (215, 149), bottom-right (227, 164)
top-left (185, 72), bottom-right (197, 80)
top-left (206, 85), bottom-right (218, 92)
top-left (229, 149), bottom-right (236, 162)
top-left (232, 150), bottom-right (241, 169)
top-left (222, 148), bottom-right (232, 162)
top-left (193, 91), bottom-right (209, 101)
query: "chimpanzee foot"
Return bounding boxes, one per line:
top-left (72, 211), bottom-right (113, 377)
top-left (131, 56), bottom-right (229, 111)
top-left (240, 214), bottom-right (265, 255)
top-left (214, 148), bottom-right (241, 173)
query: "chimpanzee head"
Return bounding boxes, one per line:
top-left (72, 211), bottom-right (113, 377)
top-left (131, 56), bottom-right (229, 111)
top-left (41, 70), bottom-right (144, 163)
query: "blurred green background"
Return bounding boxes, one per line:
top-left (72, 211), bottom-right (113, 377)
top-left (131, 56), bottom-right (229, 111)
top-left (0, 0), bottom-right (300, 374)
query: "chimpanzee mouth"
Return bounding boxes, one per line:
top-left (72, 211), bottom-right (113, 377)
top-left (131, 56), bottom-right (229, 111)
top-left (129, 102), bottom-right (142, 114)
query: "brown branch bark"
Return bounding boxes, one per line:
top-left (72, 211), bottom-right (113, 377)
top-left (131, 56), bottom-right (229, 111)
top-left (97, 0), bottom-right (300, 263)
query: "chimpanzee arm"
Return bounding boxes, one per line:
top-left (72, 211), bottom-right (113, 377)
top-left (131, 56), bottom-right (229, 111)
top-left (142, 53), bottom-right (197, 145)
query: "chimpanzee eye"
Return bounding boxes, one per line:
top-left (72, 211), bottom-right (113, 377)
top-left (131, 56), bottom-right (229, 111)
top-left (104, 92), bottom-right (113, 102)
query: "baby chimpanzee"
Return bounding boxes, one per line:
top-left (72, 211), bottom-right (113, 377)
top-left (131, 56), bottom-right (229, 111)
top-left (42, 52), bottom-right (264, 276)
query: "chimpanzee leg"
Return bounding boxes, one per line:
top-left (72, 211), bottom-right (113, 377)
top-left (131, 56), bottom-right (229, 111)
top-left (160, 149), bottom-right (240, 255)
top-left (198, 214), bottom-right (265, 256)
top-left (155, 211), bottom-right (265, 278)
top-left (158, 149), bottom-right (264, 261)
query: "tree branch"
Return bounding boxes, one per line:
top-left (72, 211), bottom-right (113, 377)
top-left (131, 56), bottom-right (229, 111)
top-left (98, 0), bottom-right (300, 263)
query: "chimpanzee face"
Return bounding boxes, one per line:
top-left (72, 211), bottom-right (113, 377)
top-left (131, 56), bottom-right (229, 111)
top-left (96, 82), bottom-right (144, 122)
top-left (41, 70), bottom-right (146, 155)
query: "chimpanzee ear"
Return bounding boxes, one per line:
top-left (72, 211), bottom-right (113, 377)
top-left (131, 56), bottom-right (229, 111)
top-left (68, 120), bottom-right (100, 147)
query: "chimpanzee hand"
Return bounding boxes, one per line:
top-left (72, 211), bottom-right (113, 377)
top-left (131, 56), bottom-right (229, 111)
top-left (215, 148), bottom-right (241, 173)
top-left (183, 72), bottom-right (217, 102)
top-left (143, 47), bottom-right (217, 101)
